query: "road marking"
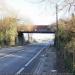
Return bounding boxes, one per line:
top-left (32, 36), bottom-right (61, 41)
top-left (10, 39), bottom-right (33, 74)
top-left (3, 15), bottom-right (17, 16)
top-left (0, 49), bottom-right (26, 59)
top-left (16, 67), bottom-right (24, 75)
top-left (33, 59), bottom-right (43, 74)
top-left (25, 47), bottom-right (45, 67)
top-left (51, 70), bottom-right (57, 73)
top-left (15, 46), bottom-right (47, 75)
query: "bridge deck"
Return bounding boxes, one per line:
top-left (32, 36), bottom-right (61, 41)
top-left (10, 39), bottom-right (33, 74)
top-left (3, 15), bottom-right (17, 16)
top-left (17, 25), bottom-right (56, 33)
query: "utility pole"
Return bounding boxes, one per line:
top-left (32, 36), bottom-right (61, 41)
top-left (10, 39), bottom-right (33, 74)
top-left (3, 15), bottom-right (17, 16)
top-left (72, 13), bottom-right (75, 72)
top-left (56, 4), bottom-right (59, 49)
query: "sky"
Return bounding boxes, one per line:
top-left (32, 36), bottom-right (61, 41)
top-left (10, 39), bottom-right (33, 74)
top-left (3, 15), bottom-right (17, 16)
top-left (0, 0), bottom-right (66, 25)
top-left (0, 0), bottom-right (71, 42)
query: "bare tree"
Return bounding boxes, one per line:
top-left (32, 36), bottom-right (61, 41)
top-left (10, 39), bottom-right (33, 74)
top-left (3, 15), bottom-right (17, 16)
top-left (25, 0), bottom-right (75, 13)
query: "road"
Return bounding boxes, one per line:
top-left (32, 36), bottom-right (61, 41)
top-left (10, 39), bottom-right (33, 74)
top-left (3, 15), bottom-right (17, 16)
top-left (0, 43), bottom-right (48, 75)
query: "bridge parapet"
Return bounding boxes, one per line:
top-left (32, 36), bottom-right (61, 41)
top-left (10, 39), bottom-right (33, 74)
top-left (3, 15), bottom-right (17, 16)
top-left (17, 25), bottom-right (56, 33)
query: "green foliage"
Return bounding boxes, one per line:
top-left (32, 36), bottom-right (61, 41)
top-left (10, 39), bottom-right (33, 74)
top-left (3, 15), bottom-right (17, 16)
top-left (0, 32), bottom-right (4, 45)
top-left (64, 52), bottom-right (73, 72)
top-left (0, 16), bottom-right (17, 46)
top-left (55, 14), bottom-right (75, 73)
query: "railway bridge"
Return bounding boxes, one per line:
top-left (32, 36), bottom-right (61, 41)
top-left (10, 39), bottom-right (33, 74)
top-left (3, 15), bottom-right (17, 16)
top-left (16, 25), bottom-right (56, 45)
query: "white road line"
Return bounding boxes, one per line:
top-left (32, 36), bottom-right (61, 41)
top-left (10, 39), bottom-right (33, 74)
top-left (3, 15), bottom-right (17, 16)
top-left (16, 67), bottom-right (24, 75)
top-left (0, 49), bottom-right (25, 59)
top-left (25, 47), bottom-right (45, 67)
top-left (51, 70), bottom-right (57, 72)
top-left (15, 47), bottom-right (46, 75)
top-left (33, 59), bottom-right (43, 75)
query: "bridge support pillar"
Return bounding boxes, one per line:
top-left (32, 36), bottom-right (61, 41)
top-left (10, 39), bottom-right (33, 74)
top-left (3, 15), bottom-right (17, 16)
top-left (16, 32), bottom-right (25, 45)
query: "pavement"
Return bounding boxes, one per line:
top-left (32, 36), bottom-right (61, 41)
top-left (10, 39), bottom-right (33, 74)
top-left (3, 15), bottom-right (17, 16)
top-left (0, 44), bottom-right (48, 75)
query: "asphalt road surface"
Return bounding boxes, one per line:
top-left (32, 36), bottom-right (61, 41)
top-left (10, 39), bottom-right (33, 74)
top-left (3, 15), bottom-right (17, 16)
top-left (0, 43), bottom-right (48, 75)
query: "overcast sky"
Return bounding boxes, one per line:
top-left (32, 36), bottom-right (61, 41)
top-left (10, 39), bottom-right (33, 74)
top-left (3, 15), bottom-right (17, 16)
top-left (0, 0), bottom-right (71, 25)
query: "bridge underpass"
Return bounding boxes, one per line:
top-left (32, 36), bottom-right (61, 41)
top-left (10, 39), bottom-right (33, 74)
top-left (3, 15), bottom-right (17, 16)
top-left (16, 25), bottom-right (56, 45)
